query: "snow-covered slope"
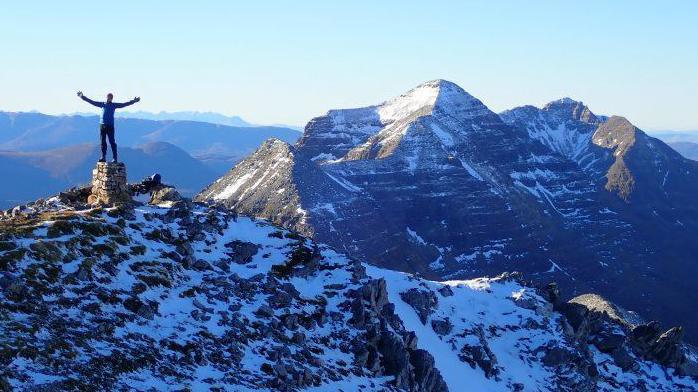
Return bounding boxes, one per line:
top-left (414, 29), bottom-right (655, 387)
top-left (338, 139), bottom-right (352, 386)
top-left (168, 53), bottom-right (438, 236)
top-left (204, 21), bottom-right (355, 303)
top-left (500, 98), bottom-right (606, 172)
top-left (501, 100), bottom-right (698, 205)
top-left (196, 80), bottom-right (698, 345)
top-left (297, 80), bottom-right (500, 164)
top-left (199, 81), bottom-right (628, 279)
top-left (1, 197), bottom-right (696, 391)
top-left (196, 139), bottom-right (357, 237)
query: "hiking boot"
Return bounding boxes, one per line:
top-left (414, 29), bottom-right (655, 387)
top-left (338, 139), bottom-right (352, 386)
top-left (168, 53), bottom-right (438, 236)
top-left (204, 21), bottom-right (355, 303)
top-left (98, 157), bottom-right (106, 163)
top-left (111, 159), bottom-right (119, 164)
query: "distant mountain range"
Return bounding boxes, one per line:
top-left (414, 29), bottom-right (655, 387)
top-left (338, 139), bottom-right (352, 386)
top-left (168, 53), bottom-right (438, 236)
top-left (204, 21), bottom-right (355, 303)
top-left (0, 141), bottom-right (217, 209)
top-left (650, 130), bottom-right (698, 144)
top-left (66, 110), bottom-right (304, 131)
top-left (647, 131), bottom-right (698, 161)
top-left (0, 111), bottom-right (301, 173)
top-left (667, 141), bottom-right (698, 160)
top-left (0, 111), bottom-right (302, 208)
top-left (0, 155), bottom-right (66, 209)
top-left (118, 111), bottom-right (255, 127)
top-left (197, 79), bottom-right (698, 344)
top-left (0, 111), bottom-right (301, 157)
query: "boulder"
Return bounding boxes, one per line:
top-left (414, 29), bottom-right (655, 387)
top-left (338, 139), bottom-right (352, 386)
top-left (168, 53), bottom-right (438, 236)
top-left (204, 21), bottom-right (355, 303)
top-left (631, 323), bottom-right (685, 368)
top-left (437, 285), bottom-right (454, 297)
top-left (410, 349), bottom-right (449, 392)
top-left (611, 347), bottom-right (639, 372)
top-left (542, 346), bottom-right (575, 367)
top-left (123, 296), bottom-right (158, 320)
top-left (0, 272), bottom-right (16, 290)
top-left (255, 305), bottom-right (274, 318)
top-left (58, 186), bottom-right (92, 206)
top-left (224, 240), bottom-right (260, 264)
top-left (149, 186), bottom-right (182, 205)
top-left (192, 259), bottom-right (213, 271)
top-left (11, 205), bottom-right (26, 217)
top-left (431, 318), bottom-right (453, 336)
top-left (593, 329), bottom-right (626, 353)
top-left (400, 288), bottom-right (438, 324)
top-left (459, 326), bottom-right (499, 378)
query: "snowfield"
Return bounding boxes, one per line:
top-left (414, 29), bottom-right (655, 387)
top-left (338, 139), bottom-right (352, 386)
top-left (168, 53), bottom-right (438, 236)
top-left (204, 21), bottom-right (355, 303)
top-left (1, 200), bottom-right (696, 391)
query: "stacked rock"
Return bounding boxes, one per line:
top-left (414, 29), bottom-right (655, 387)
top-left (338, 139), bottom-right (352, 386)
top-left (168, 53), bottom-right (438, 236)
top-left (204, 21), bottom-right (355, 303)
top-left (88, 162), bottom-right (131, 205)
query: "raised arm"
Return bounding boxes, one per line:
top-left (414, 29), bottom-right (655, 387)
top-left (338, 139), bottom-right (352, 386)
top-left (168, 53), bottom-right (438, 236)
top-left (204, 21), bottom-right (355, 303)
top-left (114, 96), bottom-right (141, 109)
top-left (77, 91), bottom-right (104, 108)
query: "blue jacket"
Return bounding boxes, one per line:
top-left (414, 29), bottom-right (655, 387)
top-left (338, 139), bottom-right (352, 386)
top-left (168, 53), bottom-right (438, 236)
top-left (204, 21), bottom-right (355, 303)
top-left (81, 96), bottom-right (138, 126)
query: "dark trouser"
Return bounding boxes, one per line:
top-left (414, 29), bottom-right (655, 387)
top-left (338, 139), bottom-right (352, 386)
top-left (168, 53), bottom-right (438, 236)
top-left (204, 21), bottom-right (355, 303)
top-left (100, 124), bottom-right (117, 161)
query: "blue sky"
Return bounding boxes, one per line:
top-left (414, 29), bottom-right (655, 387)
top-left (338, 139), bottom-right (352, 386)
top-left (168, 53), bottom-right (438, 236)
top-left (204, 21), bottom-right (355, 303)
top-left (1, 1), bottom-right (697, 130)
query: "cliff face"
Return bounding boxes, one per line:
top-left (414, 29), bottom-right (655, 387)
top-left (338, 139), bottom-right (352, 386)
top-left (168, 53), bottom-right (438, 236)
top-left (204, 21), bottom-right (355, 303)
top-left (1, 195), bottom-right (696, 391)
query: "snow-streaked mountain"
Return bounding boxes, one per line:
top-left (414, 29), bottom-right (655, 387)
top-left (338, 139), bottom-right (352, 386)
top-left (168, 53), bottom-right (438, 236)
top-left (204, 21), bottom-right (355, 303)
top-left (499, 98), bottom-right (604, 170)
top-left (197, 80), bottom-right (698, 345)
top-left (1, 196), bottom-right (696, 391)
top-left (298, 80), bottom-right (501, 163)
top-left (502, 100), bottom-right (698, 231)
top-left (501, 101), bottom-right (698, 203)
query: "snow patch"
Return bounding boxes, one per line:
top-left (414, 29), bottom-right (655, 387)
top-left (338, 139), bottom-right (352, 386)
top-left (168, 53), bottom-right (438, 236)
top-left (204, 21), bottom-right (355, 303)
top-left (406, 227), bottom-right (427, 245)
top-left (212, 170), bottom-right (256, 200)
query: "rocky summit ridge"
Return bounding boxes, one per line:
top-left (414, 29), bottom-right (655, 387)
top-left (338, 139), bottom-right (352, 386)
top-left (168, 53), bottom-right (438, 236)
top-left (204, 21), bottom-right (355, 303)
top-left (1, 187), bottom-right (697, 391)
top-left (197, 79), bottom-right (698, 346)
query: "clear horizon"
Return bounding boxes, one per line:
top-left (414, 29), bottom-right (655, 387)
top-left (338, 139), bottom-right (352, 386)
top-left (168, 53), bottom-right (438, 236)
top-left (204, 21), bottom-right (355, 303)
top-left (2, 1), bottom-right (697, 131)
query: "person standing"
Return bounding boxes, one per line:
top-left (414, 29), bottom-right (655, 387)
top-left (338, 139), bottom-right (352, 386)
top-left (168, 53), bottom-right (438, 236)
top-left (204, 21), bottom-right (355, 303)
top-left (77, 91), bottom-right (140, 163)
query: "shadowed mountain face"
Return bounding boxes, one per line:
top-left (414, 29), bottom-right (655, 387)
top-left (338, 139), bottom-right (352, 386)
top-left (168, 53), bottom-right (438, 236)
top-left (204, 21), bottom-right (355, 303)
top-left (0, 142), bottom-right (217, 208)
top-left (197, 80), bottom-right (698, 343)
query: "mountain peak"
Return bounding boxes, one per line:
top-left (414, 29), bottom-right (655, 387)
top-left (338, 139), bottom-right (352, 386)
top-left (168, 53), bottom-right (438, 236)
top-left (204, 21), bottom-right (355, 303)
top-left (411, 79), bottom-right (479, 105)
top-left (545, 97), bottom-right (580, 106)
top-left (543, 97), bottom-right (599, 124)
top-left (252, 138), bottom-right (295, 158)
top-left (415, 78), bottom-right (461, 90)
top-left (378, 79), bottom-right (494, 124)
top-left (592, 116), bottom-right (639, 151)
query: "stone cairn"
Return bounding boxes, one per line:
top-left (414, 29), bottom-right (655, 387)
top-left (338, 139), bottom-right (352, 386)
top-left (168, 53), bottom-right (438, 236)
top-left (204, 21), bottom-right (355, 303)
top-left (88, 162), bottom-right (131, 205)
